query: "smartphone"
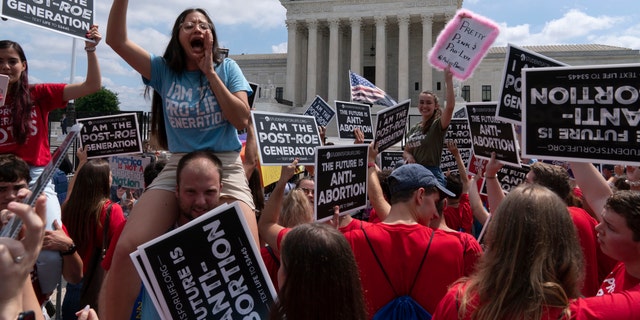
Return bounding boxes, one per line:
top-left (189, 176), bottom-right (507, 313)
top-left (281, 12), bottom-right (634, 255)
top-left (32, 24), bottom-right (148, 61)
top-left (0, 74), bottom-right (8, 106)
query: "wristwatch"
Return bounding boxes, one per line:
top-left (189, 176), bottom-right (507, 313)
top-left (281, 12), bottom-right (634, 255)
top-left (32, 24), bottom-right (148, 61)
top-left (61, 243), bottom-right (77, 256)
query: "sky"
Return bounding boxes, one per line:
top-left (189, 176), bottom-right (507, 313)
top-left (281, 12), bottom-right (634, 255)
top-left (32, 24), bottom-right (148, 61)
top-left (1, 0), bottom-right (639, 112)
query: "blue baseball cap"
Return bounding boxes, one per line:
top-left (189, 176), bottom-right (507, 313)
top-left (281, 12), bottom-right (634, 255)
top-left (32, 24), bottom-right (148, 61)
top-left (388, 164), bottom-right (455, 197)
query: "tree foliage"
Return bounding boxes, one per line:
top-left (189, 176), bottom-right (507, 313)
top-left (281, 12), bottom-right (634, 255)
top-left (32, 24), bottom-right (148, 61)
top-left (74, 87), bottom-right (120, 112)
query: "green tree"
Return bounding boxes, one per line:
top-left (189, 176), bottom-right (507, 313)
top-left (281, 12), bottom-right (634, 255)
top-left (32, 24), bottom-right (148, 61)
top-left (74, 87), bottom-right (120, 112)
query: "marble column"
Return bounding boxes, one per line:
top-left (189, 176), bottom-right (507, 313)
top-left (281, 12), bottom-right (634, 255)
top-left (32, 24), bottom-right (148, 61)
top-left (285, 19), bottom-right (298, 104)
top-left (374, 15), bottom-right (387, 91)
top-left (328, 18), bottom-right (340, 104)
top-left (349, 17), bottom-right (362, 75)
top-left (421, 14), bottom-right (433, 94)
top-left (397, 14), bottom-right (410, 102)
top-left (306, 19), bottom-right (319, 105)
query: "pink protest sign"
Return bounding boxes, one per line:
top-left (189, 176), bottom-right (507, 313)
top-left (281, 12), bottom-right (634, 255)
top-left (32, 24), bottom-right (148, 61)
top-left (428, 9), bottom-right (500, 80)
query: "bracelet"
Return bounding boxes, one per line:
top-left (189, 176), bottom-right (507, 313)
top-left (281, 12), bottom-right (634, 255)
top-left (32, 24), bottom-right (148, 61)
top-left (84, 46), bottom-right (96, 52)
top-left (61, 243), bottom-right (77, 256)
top-left (484, 175), bottom-right (497, 179)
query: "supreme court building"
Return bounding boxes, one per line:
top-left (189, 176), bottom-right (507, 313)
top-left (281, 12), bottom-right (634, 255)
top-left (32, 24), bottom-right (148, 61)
top-left (232, 0), bottom-right (640, 115)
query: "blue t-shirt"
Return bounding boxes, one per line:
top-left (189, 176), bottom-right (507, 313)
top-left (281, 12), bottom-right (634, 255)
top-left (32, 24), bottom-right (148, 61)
top-left (143, 56), bottom-right (253, 153)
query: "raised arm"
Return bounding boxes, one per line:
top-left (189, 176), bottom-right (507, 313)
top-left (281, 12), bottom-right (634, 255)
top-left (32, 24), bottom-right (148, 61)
top-left (367, 142), bottom-right (390, 220)
top-left (469, 168), bottom-right (490, 225)
top-left (63, 25), bottom-right (102, 100)
top-left (484, 152), bottom-right (505, 213)
top-left (106, 0), bottom-right (152, 79)
top-left (569, 161), bottom-right (613, 222)
top-left (440, 65), bottom-right (455, 130)
top-left (258, 160), bottom-right (298, 251)
top-left (65, 147), bottom-right (88, 202)
top-left (447, 140), bottom-right (469, 194)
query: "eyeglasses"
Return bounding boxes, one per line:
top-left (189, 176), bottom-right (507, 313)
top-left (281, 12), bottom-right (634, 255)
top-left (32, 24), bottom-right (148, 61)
top-left (180, 21), bottom-right (211, 32)
top-left (299, 187), bottom-right (314, 195)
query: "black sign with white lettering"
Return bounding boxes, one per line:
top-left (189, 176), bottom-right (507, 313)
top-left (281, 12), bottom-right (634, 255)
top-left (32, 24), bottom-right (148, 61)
top-left (480, 164), bottom-right (530, 195)
top-left (496, 44), bottom-right (565, 124)
top-left (77, 113), bottom-right (142, 159)
top-left (374, 100), bottom-right (410, 152)
top-left (134, 203), bottom-right (276, 320)
top-left (522, 64), bottom-right (640, 166)
top-left (380, 151), bottom-right (404, 172)
top-left (315, 145), bottom-right (368, 222)
top-left (335, 101), bottom-right (374, 140)
top-left (304, 95), bottom-right (335, 128)
top-left (251, 111), bottom-right (321, 165)
top-left (1, 0), bottom-right (94, 40)
top-left (466, 103), bottom-right (521, 166)
top-left (440, 148), bottom-right (472, 174)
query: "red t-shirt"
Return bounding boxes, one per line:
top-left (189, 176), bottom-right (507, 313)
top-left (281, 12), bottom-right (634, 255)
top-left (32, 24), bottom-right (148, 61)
top-left (596, 262), bottom-right (640, 296)
top-left (433, 283), bottom-right (567, 319)
top-left (570, 284), bottom-right (640, 319)
top-left (435, 229), bottom-right (483, 276)
top-left (78, 201), bottom-right (126, 273)
top-left (0, 83), bottom-right (68, 166)
top-left (260, 246), bottom-right (280, 291)
top-left (344, 223), bottom-right (467, 318)
top-left (443, 193), bottom-right (472, 234)
top-left (339, 217), bottom-right (373, 233)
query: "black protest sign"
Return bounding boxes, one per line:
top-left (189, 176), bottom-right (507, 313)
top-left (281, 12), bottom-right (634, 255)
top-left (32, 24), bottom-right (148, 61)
top-left (248, 82), bottom-right (259, 108)
top-left (374, 100), bottom-right (410, 152)
top-left (335, 101), bottom-right (374, 140)
top-left (496, 44), bottom-right (566, 124)
top-left (304, 96), bottom-right (335, 127)
top-left (445, 118), bottom-right (472, 149)
top-left (480, 164), bottom-right (530, 195)
top-left (466, 103), bottom-right (521, 166)
top-left (77, 113), bottom-right (142, 159)
top-left (315, 145), bottom-right (369, 222)
top-left (135, 202), bottom-right (276, 320)
top-left (251, 111), bottom-right (322, 165)
top-left (1, 0), bottom-right (94, 40)
top-left (380, 151), bottom-right (404, 172)
top-left (522, 64), bottom-right (640, 166)
top-left (440, 148), bottom-right (472, 174)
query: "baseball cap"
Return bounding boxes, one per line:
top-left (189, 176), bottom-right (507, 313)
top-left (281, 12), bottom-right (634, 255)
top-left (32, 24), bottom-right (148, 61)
top-left (388, 164), bottom-right (455, 197)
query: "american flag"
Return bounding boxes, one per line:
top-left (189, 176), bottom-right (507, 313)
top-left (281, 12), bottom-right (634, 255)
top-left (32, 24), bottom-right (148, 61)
top-left (349, 71), bottom-right (397, 107)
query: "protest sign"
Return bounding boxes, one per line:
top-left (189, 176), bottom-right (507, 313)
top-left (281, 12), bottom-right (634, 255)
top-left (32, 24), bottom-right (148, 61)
top-left (335, 101), bottom-right (374, 140)
top-left (480, 164), bottom-right (530, 195)
top-left (445, 118), bottom-right (472, 149)
top-left (304, 95), bottom-right (335, 128)
top-left (374, 100), bottom-right (410, 152)
top-left (428, 9), bottom-right (499, 80)
top-left (251, 111), bottom-right (321, 165)
top-left (248, 82), bottom-right (258, 108)
top-left (522, 64), bottom-right (640, 166)
top-left (315, 145), bottom-right (369, 222)
top-left (1, 0), bottom-right (94, 41)
top-left (109, 155), bottom-right (151, 190)
top-left (440, 148), bottom-right (472, 174)
top-left (466, 103), bottom-right (521, 167)
top-left (466, 154), bottom-right (486, 177)
top-left (496, 44), bottom-right (566, 124)
top-left (133, 202), bottom-right (276, 320)
top-left (0, 74), bottom-right (8, 106)
top-left (380, 151), bottom-right (404, 172)
top-left (77, 113), bottom-right (142, 158)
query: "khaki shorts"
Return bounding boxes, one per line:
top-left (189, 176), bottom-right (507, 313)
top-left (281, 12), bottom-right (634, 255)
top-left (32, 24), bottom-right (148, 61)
top-left (147, 151), bottom-right (255, 210)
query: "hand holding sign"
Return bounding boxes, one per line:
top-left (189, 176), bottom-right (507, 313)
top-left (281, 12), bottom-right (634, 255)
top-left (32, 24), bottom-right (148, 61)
top-left (428, 9), bottom-right (499, 80)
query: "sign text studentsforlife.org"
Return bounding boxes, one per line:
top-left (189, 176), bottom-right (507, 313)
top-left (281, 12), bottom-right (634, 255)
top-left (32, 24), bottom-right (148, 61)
top-left (522, 64), bottom-right (640, 166)
top-left (1, 0), bottom-right (94, 41)
top-left (134, 202), bottom-right (276, 320)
